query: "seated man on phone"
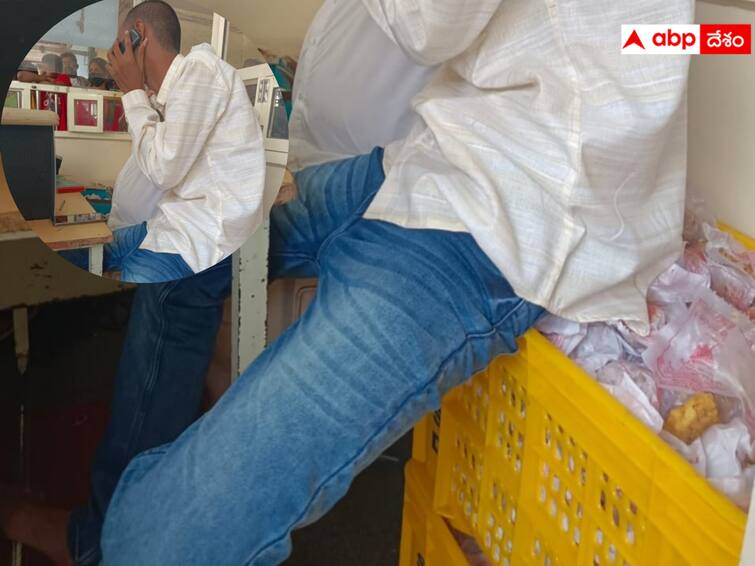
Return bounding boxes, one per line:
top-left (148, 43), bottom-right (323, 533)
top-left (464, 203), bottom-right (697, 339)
top-left (65, 0), bottom-right (267, 283)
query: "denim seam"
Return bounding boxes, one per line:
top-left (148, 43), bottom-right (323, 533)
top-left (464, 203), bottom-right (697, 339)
top-left (122, 281), bottom-right (179, 458)
top-left (315, 176), bottom-right (382, 263)
top-left (246, 298), bottom-right (528, 564)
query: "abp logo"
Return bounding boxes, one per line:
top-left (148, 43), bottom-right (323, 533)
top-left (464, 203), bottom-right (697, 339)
top-left (621, 24), bottom-right (751, 55)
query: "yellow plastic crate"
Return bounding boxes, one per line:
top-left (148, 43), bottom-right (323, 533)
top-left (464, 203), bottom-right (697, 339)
top-left (718, 222), bottom-right (755, 251)
top-left (412, 410), bottom-right (442, 494)
top-left (408, 224), bottom-right (753, 565)
top-left (400, 461), bottom-right (470, 566)
top-left (432, 330), bottom-right (747, 566)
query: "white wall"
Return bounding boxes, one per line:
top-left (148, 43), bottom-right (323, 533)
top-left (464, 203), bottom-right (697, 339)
top-left (55, 135), bottom-right (131, 185)
top-left (175, 6), bottom-right (214, 55)
top-left (688, 1), bottom-right (755, 235)
top-left (200, 0), bottom-right (323, 57)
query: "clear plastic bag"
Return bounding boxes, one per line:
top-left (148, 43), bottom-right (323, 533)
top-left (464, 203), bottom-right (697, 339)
top-left (643, 290), bottom-right (755, 433)
top-left (571, 325), bottom-right (626, 375)
top-left (683, 196), bottom-right (717, 243)
top-left (613, 302), bottom-right (690, 357)
top-left (703, 224), bottom-right (755, 315)
top-left (647, 263), bottom-right (710, 306)
top-left (681, 242), bottom-right (712, 281)
top-left (701, 419), bottom-right (755, 510)
top-left (536, 314), bottom-right (582, 336)
top-left (660, 430), bottom-right (707, 476)
top-left (701, 418), bottom-right (753, 478)
top-left (537, 314), bottom-right (588, 357)
top-left (598, 361), bottom-right (663, 432)
top-left (598, 361), bottom-right (659, 408)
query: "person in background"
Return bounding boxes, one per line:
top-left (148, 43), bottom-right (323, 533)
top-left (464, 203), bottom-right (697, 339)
top-left (35, 54), bottom-right (71, 131)
top-left (62, 0), bottom-right (267, 284)
top-left (61, 51), bottom-right (89, 87)
top-left (87, 57), bottom-right (116, 90)
top-left (37, 53), bottom-right (63, 76)
top-left (15, 60), bottom-right (52, 83)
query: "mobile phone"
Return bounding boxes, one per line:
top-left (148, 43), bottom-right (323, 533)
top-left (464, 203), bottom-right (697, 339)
top-left (118, 29), bottom-right (142, 54)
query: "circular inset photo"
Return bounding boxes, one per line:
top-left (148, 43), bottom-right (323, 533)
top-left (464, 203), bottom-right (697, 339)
top-left (0, 0), bottom-right (289, 283)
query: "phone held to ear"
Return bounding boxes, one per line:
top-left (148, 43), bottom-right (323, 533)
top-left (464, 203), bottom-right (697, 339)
top-left (119, 29), bottom-right (142, 54)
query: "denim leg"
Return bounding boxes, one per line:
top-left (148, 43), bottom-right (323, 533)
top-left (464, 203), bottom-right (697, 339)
top-left (100, 223), bottom-right (543, 565)
top-left (119, 248), bottom-right (194, 284)
top-left (101, 223), bottom-right (149, 273)
top-left (73, 150), bottom-right (385, 564)
top-left (67, 257), bottom-right (232, 566)
top-left (269, 147), bottom-right (385, 280)
top-left (57, 223), bottom-right (194, 283)
top-left (107, 223), bottom-right (195, 284)
top-left (57, 224), bottom-right (147, 274)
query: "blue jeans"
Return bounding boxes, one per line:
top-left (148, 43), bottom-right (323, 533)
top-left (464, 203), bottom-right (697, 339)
top-left (93, 147), bottom-right (543, 565)
top-left (60, 223), bottom-right (194, 283)
top-left (66, 257), bottom-right (233, 566)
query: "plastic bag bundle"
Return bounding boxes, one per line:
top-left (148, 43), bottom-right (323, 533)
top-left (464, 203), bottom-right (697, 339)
top-left (683, 195), bottom-right (717, 243)
top-left (703, 224), bottom-right (755, 316)
top-left (536, 314), bottom-right (587, 357)
top-left (598, 361), bottom-right (663, 432)
top-left (540, 201), bottom-right (755, 509)
top-left (571, 325), bottom-right (626, 375)
top-left (643, 290), bottom-right (755, 431)
top-left (701, 419), bottom-right (755, 508)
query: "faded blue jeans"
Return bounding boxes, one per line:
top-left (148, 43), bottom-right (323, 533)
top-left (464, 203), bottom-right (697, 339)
top-left (97, 147), bottom-right (543, 565)
top-left (60, 222), bottom-right (195, 284)
top-left (66, 256), bottom-right (233, 566)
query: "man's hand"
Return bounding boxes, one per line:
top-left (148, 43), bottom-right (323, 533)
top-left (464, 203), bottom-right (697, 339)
top-left (274, 169), bottom-right (298, 206)
top-left (107, 32), bottom-right (148, 94)
top-left (16, 70), bottom-right (57, 84)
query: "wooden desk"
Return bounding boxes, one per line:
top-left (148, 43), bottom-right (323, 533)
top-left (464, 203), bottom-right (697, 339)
top-left (0, 158), bottom-right (112, 275)
top-left (0, 154), bottom-right (115, 376)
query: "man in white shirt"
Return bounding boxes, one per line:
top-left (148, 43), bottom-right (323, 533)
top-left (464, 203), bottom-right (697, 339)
top-left (0, 2), bottom-right (266, 565)
top-left (2, 1), bottom-right (693, 564)
top-left (69, 0), bottom-right (267, 283)
top-left (94, 2), bottom-right (692, 565)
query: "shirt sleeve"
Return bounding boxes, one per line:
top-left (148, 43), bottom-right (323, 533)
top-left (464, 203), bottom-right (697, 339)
top-left (360, 0), bottom-right (502, 65)
top-left (121, 59), bottom-right (231, 190)
top-left (109, 155), bottom-right (163, 229)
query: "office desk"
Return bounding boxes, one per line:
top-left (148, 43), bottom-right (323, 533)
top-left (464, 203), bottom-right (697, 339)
top-left (0, 159), bottom-right (117, 375)
top-left (0, 166), bottom-right (112, 276)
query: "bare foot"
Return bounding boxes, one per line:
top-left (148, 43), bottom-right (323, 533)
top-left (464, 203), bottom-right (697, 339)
top-left (0, 490), bottom-right (72, 566)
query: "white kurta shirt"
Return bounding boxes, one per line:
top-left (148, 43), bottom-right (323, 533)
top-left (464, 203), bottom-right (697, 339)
top-left (119, 44), bottom-right (267, 273)
top-left (291, 0), bottom-right (692, 334)
top-left (108, 156), bottom-right (161, 230)
top-left (360, 0), bottom-right (694, 334)
top-left (287, 0), bottom-right (438, 172)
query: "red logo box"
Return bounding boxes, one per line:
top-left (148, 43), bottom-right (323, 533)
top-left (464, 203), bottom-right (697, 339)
top-left (700, 24), bottom-right (751, 55)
